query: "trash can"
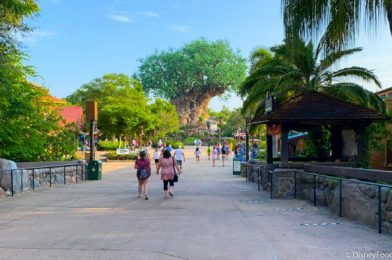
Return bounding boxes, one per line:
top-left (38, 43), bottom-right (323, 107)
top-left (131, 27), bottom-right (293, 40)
top-left (87, 160), bottom-right (102, 180)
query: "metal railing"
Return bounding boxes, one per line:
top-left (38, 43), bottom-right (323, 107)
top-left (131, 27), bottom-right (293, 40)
top-left (241, 162), bottom-right (392, 234)
top-left (0, 162), bottom-right (86, 197)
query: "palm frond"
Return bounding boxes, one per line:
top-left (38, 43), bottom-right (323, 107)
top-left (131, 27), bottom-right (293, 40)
top-left (319, 47), bottom-right (362, 70)
top-left (330, 66), bottom-right (382, 88)
top-left (325, 82), bottom-right (384, 112)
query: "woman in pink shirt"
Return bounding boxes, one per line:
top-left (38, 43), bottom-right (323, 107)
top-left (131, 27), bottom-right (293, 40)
top-left (157, 150), bottom-right (181, 198)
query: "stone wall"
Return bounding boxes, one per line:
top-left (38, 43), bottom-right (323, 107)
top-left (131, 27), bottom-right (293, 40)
top-left (0, 165), bottom-right (85, 195)
top-left (268, 169), bottom-right (392, 233)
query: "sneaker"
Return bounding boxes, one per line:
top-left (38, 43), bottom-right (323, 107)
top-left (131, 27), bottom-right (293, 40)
top-left (145, 196), bottom-right (149, 200)
top-left (169, 192), bottom-right (174, 197)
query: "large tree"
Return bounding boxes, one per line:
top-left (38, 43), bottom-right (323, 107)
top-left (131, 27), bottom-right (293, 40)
top-left (282, 0), bottom-right (392, 52)
top-left (0, 1), bottom-right (79, 161)
top-left (137, 38), bottom-right (247, 127)
top-left (66, 74), bottom-right (153, 141)
top-left (148, 99), bottom-right (179, 139)
top-left (241, 37), bottom-right (385, 116)
top-left (240, 37), bottom-right (385, 160)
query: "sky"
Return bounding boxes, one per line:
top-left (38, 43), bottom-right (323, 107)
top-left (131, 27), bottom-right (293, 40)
top-left (23, 0), bottom-right (392, 111)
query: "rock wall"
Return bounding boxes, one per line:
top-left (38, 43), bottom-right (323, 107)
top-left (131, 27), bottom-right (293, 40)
top-left (0, 164), bottom-right (85, 195)
top-left (269, 169), bottom-right (392, 233)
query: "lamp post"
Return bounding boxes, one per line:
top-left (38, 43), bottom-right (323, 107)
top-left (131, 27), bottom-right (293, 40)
top-left (245, 117), bottom-right (251, 162)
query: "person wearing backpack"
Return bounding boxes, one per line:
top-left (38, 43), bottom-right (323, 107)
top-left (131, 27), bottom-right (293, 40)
top-left (134, 151), bottom-right (151, 200)
top-left (221, 143), bottom-right (226, 167)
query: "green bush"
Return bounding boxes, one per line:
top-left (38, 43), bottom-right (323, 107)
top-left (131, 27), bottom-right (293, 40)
top-left (107, 151), bottom-right (137, 160)
top-left (256, 149), bottom-right (266, 161)
top-left (184, 137), bottom-right (195, 145)
top-left (171, 141), bottom-right (184, 149)
top-left (98, 140), bottom-right (120, 151)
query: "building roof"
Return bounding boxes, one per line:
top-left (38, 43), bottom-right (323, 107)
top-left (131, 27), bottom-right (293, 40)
top-left (59, 106), bottom-right (83, 129)
top-left (376, 87), bottom-right (392, 95)
top-left (251, 91), bottom-right (386, 125)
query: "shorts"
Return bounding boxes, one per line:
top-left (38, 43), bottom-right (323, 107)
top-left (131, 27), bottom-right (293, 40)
top-left (176, 160), bottom-right (182, 166)
top-left (155, 159), bottom-right (159, 163)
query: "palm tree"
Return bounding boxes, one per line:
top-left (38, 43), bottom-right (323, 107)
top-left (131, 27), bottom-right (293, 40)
top-left (282, 0), bottom-right (392, 52)
top-left (241, 37), bottom-right (385, 160)
top-left (241, 37), bottom-right (385, 115)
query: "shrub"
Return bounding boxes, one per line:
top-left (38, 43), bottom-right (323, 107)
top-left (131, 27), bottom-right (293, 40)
top-left (98, 140), bottom-right (120, 151)
top-left (171, 141), bottom-right (184, 149)
top-left (107, 151), bottom-right (137, 160)
top-left (184, 137), bottom-right (195, 145)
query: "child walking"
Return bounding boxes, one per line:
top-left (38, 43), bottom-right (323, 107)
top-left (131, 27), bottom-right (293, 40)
top-left (194, 147), bottom-right (201, 163)
top-left (211, 145), bottom-right (217, 167)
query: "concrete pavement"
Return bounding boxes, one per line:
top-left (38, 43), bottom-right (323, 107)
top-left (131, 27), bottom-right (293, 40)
top-left (0, 147), bottom-right (391, 260)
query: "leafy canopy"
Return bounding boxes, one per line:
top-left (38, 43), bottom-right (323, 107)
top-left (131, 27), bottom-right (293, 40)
top-left (282, 0), bottom-right (392, 53)
top-left (67, 74), bottom-right (152, 138)
top-left (148, 99), bottom-right (180, 138)
top-left (137, 38), bottom-right (247, 100)
top-left (240, 37), bottom-right (385, 116)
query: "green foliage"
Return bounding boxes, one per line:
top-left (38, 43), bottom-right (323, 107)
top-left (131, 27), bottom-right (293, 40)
top-left (282, 0), bottom-right (391, 53)
top-left (0, 4), bottom-right (79, 161)
top-left (107, 151), bottom-right (137, 160)
top-left (184, 137), bottom-right (195, 145)
top-left (368, 111), bottom-right (392, 152)
top-left (148, 99), bottom-right (179, 138)
top-left (67, 74), bottom-right (154, 139)
top-left (241, 37), bottom-right (385, 117)
top-left (221, 108), bottom-right (245, 137)
top-left (0, 0), bottom-right (39, 54)
top-left (167, 141), bottom-right (184, 149)
top-left (137, 38), bottom-right (247, 100)
top-left (256, 150), bottom-right (266, 161)
top-left (303, 127), bottom-right (331, 159)
top-left (97, 140), bottom-right (121, 151)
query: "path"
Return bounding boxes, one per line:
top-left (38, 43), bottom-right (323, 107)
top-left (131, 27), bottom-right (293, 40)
top-left (0, 146), bottom-right (391, 259)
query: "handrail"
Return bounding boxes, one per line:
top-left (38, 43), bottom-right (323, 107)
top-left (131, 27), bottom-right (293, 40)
top-left (267, 168), bottom-right (392, 234)
top-left (0, 162), bottom-right (86, 197)
top-left (240, 161), bottom-right (392, 234)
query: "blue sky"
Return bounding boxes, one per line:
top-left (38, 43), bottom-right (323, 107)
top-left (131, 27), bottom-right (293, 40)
top-left (24, 0), bottom-right (392, 111)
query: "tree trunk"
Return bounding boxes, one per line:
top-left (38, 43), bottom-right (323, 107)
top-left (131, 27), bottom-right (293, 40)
top-left (172, 90), bottom-right (213, 127)
top-left (386, 0), bottom-right (392, 36)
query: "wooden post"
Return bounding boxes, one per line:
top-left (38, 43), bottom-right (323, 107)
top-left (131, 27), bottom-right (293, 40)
top-left (266, 124), bottom-right (273, 164)
top-left (280, 124), bottom-right (289, 163)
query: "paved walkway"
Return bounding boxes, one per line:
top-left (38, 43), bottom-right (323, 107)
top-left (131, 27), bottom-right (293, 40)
top-left (0, 147), bottom-right (391, 259)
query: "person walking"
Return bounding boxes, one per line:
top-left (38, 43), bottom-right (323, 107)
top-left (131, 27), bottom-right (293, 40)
top-left (134, 151), bottom-right (151, 200)
top-left (194, 147), bottom-right (201, 163)
top-left (153, 148), bottom-right (160, 171)
top-left (221, 143), bottom-right (226, 167)
top-left (216, 144), bottom-right (221, 160)
top-left (221, 142), bottom-right (230, 167)
top-left (207, 145), bottom-right (211, 160)
top-left (157, 150), bottom-right (181, 198)
top-left (174, 146), bottom-right (185, 170)
top-left (211, 145), bottom-right (217, 167)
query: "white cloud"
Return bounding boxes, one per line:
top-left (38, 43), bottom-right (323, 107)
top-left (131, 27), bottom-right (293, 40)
top-left (108, 14), bottom-right (133, 23)
top-left (167, 25), bottom-right (191, 33)
top-left (139, 11), bottom-right (159, 18)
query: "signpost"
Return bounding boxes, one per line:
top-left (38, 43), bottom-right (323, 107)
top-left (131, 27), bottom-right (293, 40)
top-left (233, 159), bottom-right (241, 175)
top-left (116, 148), bottom-right (130, 155)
